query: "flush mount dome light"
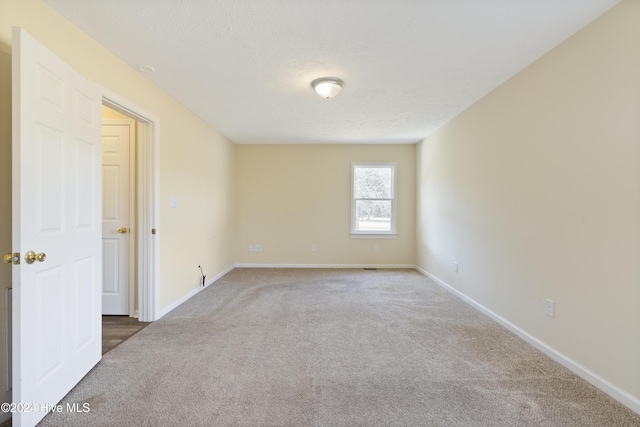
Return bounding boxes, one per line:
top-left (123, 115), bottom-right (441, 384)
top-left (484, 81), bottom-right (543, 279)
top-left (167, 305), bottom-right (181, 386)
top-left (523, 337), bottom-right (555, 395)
top-left (311, 77), bottom-right (344, 99)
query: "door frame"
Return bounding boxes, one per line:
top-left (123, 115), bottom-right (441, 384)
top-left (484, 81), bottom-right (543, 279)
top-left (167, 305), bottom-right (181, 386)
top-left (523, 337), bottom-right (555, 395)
top-left (102, 89), bottom-right (159, 322)
top-left (101, 118), bottom-right (136, 317)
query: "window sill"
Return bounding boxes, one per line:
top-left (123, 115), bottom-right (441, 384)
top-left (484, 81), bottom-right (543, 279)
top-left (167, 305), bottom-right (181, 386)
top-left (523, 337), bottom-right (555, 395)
top-left (350, 233), bottom-right (397, 239)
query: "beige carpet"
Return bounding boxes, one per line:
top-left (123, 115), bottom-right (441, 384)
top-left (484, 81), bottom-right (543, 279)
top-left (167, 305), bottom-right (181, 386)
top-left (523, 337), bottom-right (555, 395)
top-left (40, 268), bottom-right (640, 426)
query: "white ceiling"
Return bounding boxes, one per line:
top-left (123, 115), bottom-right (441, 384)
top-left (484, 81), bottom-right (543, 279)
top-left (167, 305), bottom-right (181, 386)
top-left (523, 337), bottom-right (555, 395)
top-left (44, 0), bottom-right (619, 145)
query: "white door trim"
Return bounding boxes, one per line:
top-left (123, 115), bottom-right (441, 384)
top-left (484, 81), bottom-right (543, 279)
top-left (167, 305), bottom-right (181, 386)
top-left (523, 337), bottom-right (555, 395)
top-left (102, 118), bottom-right (136, 317)
top-left (101, 90), bottom-right (160, 322)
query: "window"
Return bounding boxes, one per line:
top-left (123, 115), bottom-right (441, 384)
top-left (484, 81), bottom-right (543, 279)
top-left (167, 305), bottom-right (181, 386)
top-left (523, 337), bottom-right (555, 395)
top-left (351, 163), bottom-right (397, 237)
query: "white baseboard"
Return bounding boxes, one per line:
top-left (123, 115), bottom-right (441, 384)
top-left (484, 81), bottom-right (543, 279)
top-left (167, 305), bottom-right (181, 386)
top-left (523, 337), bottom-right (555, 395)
top-left (157, 264), bottom-right (235, 319)
top-left (234, 263), bottom-right (416, 269)
top-left (414, 266), bottom-right (640, 416)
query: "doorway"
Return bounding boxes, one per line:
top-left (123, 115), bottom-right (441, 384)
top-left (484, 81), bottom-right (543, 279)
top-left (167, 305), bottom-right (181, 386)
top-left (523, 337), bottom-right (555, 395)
top-left (101, 107), bottom-right (136, 316)
top-left (102, 91), bottom-right (160, 323)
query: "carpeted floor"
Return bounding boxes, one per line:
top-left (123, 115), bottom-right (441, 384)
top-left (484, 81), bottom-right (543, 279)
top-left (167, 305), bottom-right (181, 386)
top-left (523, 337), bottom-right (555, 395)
top-left (40, 268), bottom-right (640, 426)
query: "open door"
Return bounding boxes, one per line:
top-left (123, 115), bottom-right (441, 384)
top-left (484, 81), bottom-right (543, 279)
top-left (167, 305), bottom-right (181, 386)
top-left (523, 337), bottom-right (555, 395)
top-left (12, 28), bottom-right (102, 427)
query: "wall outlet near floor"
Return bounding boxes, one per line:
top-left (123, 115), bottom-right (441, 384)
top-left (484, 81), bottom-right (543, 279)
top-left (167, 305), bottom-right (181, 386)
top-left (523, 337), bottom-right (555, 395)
top-left (311, 244), bottom-right (317, 252)
top-left (373, 245), bottom-right (379, 253)
top-left (255, 244), bottom-right (262, 252)
top-left (545, 299), bottom-right (555, 318)
top-left (248, 245), bottom-right (253, 252)
top-left (453, 262), bottom-right (459, 273)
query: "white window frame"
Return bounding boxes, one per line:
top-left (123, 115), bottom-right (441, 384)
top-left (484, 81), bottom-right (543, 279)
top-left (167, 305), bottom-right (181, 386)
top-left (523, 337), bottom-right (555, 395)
top-left (351, 162), bottom-right (397, 238)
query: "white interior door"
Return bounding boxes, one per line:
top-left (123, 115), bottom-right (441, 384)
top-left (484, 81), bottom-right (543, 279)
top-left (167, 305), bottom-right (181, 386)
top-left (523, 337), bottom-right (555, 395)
top-left (12, 28), bottom-right (102, 427)
top-left (102, 122), bottom-right (133, 315)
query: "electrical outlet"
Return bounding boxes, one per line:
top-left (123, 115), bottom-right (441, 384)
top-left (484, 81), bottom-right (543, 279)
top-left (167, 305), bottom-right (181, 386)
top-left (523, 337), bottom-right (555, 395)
top-left (248, 245), bottom-right (253, 252)
top-left (374, 245), bottom-right (379, 253)
top-left (545, 299), bottom-right (555, 317)
top-left (255, 244), bottom-right (262, 252)
top-left (311, 244), bottom-right (317, 252)
top-left (454, 262), bottom-right (459, 273)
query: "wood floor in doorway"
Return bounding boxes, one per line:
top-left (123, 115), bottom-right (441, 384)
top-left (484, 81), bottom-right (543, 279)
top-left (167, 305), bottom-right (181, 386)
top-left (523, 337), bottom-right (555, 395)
top-left (102, 316), bottom-right (148, 355)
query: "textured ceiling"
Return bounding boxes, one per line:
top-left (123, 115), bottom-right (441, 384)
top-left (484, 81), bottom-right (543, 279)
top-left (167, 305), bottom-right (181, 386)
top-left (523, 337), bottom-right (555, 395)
top-left (44, 0), bottom-right (619, 145)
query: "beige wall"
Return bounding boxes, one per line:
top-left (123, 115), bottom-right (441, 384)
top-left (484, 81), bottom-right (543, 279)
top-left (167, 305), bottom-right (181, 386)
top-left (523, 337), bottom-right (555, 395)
top-left (236, 144), bottom-right (416, 266)
top-left (416, 0), bottom-right (640, 403)
top-left (0, 0), bottom-right (236, 413)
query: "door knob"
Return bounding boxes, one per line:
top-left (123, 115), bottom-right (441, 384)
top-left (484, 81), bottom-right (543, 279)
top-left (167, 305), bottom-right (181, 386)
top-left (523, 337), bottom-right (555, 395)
top-left (118, 227), bottom-right (128, 234)
top-left (3, 253), bottom-right (12, 264)
top-left (25, 251), bottom-right (46, 264)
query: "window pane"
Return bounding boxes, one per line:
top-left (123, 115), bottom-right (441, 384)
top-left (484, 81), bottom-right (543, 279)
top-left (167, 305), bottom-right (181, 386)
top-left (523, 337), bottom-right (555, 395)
top-left (354, 167), bottom-right (392, 199)
top-left (355, 200), bottom-right (391, 231)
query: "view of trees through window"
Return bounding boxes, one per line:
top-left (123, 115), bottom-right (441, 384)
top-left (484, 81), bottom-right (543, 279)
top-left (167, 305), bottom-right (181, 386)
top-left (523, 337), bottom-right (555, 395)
top-left (353, 166), bottom-right (393, 231)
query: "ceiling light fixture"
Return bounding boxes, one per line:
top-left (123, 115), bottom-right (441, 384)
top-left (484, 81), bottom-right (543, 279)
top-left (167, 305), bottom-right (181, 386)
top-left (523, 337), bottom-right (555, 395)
top-left (311, 77), bottom-right (344, 99)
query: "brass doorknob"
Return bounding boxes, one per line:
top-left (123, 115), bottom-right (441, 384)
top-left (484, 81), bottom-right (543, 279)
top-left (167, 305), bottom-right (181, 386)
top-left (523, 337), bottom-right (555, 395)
top-left (118, 227), bottom-right (128, 234)
top-left (3, 253), bottom-right (12, 264)
top-left (25, 251), bottom-right (46, 264)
